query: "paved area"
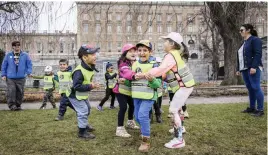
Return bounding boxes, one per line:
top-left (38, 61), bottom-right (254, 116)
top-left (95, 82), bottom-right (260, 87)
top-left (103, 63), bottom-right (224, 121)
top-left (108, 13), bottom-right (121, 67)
top-left (0, 96), bottom-right (266, 110)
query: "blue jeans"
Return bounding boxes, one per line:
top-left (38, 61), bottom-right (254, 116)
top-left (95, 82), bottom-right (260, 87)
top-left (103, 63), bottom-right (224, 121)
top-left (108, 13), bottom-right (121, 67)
top-left (133, 99), bottom-right (154, 137)
top-left (68, 97), bottom-right (91, 128)
top-left (242, 68), bottom-right (264, 111)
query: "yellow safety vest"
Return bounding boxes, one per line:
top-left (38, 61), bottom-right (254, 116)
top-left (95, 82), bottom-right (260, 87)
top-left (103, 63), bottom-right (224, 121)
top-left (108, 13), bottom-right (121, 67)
top-left (57, 71), bottom-right (72, 95)
top-left (43, 75), bottom-right (54, 90)
top-left (107, 72), bottom-right (116, 89)
top-left (71, 65), bottom-right (94, 100)
top-left (118, 66), bottom-right (132, 96)
top-left (131, 61), bottom-right (156, 100)
top-left (166, 50), bottom-right (195, 93)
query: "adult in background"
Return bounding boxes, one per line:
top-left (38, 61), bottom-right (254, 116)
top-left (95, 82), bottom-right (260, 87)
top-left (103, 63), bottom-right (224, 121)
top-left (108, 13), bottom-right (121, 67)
top-left (237, 24), bottom-right (264, 117)
top-left (1, 41), bottom-right (33, 111)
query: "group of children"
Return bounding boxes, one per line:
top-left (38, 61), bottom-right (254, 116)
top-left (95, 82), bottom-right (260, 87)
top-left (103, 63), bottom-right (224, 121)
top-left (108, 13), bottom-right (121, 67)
top-left (35, 32), bottom-right (194, 152)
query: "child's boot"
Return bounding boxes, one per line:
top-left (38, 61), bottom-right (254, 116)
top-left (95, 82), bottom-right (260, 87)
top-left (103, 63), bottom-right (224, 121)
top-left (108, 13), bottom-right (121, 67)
top-left (55, 115), bottom-right (64, 121)
top-left (40, 104), bottom-right (46, 109)
top-left (156, 114), bottom-right (163, 123)
top-left (139, 136), bottom-right (150, 152)
top-left (78, 128), bottom-right (95, 140)
top-left (52, 103), bottom-right (56, 109)
top-left (126, 120), bottom-right (140, 129)
top-left (86, 124), bottom-right (95, 132)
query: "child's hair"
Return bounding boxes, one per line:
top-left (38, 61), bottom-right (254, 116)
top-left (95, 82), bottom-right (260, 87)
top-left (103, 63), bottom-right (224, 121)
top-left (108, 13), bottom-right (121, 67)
top-left (117, 51), bottom-right (128, 68)
top-left (59, 59), bottom-right (69, 65)
top-left (167, 39), bottom-right (189, 61)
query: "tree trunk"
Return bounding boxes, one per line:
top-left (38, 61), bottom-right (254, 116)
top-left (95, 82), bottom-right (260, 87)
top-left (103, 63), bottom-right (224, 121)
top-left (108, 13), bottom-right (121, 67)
top-left (206, 2), bottom-right (246, 85)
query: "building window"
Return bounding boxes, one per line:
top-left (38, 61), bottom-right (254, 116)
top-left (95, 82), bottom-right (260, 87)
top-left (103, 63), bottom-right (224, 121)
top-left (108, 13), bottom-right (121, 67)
top-left (257, 26), bottom-right (262, 34)
top-left (49, 50), bottom-right (52, 53)
top-left (117, 42), bottom-right (121, 51)
top-left (96, 24), bottom-right (101, 34)
top-left (95, 13), bottom-right (100, 21)
top-left (157, 14), bottom-right (162, 22)
top-left (60, 42), bottom-right (64, 53)
top-left (157, 25), bottom-right (162, 34)
top-left (83, 23), bottom-right (89, 34)
top-left (37, 42), bottom-right (42, 51)
top-left (25, 42), bottom-right (31, 50)
top-left (157, 42), bottom-right (163, 50)
top-left (83, 13), bottom-right (88, 20)
top-left (148, 14), bottom-right (152, 21)
top-left (3, 42), bottom-right (6, 50)
top-left (107, 42), bottom-right (112, 52)
top-left (117, 35), bottom-right (122, 40)
top-left (177, 24), bottom-right (182, 32)
top-left (127, 25), bottom-right (132, 33)
top-left (177, 14), bottom-right (182, 22)
top-left (48, 43), bottom-right (53, 53)
top-left (127, 14), bottom-right (132, 21)
top-left (108, 13), bottom-right (112, 20)
top-left (167, 14), bottom-right (172, 22)
top-left (167, 24), bottom-right (172, 33)
top-left (72, 42), bottom-right (75, 50)
top-left (117, 25), bottom-right (122, 33)
top-left (96, 42), bottom-right (101, 48)
top-left (137, 25), bottom-right (142, 34)
top-left (188, 24), bottom-right (193, 33)
top-left (138, 15), bottom-right (142, 21)
top-left (107, 24), bottom-right (112, 34)
top-left (257, 16), bottom-right (263, 23)
top-left (116, 13), bottom-right (121, 21)
top-left (187, 14), bottom-right (194, 24)
top-left (148, 26), bottom-right (152, 34)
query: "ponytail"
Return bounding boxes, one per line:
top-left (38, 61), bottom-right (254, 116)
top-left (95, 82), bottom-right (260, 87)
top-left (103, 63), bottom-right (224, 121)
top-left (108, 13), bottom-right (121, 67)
top-left (241, 24), bottom-right (258, 37)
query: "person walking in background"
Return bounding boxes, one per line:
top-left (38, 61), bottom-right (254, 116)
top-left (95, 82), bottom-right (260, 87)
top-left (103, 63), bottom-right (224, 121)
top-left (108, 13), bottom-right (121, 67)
top-left (1, 41), bottom-right (32, 111)
top-left (97, 62), bottom-right (117, 111)
top-left (33, 66), bottom-right (57, 109)
top-left (237, 24), bottom-right (264, 117)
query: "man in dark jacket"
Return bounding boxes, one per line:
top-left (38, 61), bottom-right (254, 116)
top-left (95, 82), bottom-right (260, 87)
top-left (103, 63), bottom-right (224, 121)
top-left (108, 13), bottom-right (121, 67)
top-left (1, 41), bottom-right (32, 111)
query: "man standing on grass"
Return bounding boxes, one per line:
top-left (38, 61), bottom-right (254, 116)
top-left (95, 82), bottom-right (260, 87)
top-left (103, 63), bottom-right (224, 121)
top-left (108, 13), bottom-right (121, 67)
top-left (1, 41), bottom-right (32, 111)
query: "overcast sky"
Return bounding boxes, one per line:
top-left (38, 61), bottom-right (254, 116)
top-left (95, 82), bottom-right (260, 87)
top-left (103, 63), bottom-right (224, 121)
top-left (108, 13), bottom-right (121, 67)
top-left (38, 2), bottom-right (77, 33)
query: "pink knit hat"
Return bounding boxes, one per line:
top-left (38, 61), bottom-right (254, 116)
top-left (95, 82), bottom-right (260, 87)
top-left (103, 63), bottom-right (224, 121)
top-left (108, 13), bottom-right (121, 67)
top-left (121, 43), bottom-right (136, 54)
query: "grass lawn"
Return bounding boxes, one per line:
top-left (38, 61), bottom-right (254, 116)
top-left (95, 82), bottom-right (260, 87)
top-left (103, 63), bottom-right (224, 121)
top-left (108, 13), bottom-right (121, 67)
top-left (0, 103), bottom-right (266, 155)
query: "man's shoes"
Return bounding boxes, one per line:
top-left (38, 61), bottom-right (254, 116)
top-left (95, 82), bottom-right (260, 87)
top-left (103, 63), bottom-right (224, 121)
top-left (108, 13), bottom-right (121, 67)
top-left (241, 107), bottom-right (256, 113)
top-left (251, 110), bottom-right (264, 117)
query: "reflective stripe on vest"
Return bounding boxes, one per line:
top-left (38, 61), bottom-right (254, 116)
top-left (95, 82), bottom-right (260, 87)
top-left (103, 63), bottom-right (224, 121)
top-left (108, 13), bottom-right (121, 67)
top-left (44, 76), bottom-right (53, 90)
top-left (131, 61), bottom-right (155, 100)
top-left (71, 65), bottom-right (94, 100)
top-left (166, 70), bottom-right (180, 93)
top-left (170, 50), bottom-right (195, 88)
top-left (57, 71), bottom-right (72, 94)
top-left (107, 72), bottom-right (116, 89)
top-left (118, 83), bottom-right (131, 96)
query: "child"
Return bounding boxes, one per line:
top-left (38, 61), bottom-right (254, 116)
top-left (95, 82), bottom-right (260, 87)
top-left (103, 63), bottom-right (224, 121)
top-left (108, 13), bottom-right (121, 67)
top-left (145, 32), bottom-right (195, 149)
top-left (34, 66), bottom-right (57, 109)
top-left (55, 59), bottom-right (75, 121)
top-left (112, 43), bottom-right (139, 138)
top-left (97, 62), bottom-right (117, 111)
top-left (132, 40), bottom-right (161, 152)
top-left (67, 44), bottom-right (100, 140)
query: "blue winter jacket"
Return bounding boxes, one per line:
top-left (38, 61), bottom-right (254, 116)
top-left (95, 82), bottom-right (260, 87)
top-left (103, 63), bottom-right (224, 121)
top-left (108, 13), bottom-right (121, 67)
top-left (1, 51), bottom-right (33, 79)
top-left (236, 36), bottom-right (263, 71)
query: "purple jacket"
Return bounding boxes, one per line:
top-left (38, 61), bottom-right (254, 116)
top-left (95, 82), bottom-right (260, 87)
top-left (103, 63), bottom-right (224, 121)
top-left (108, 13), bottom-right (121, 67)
top-left (113, 60), bottom-right (136, 93)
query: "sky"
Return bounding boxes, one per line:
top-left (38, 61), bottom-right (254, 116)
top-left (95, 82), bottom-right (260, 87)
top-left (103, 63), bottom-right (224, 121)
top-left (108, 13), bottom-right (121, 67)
top-left (38, 1), bottom-right (77, 33)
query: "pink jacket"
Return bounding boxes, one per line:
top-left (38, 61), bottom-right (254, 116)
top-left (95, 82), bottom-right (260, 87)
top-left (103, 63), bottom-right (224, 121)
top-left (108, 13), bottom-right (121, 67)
top-left (113, 60), bottom-right (136, 93)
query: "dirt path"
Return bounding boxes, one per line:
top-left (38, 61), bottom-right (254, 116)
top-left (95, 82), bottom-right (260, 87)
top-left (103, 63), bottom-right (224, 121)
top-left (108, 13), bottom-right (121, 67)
top-left (0, 96), bottom-right (266, 110)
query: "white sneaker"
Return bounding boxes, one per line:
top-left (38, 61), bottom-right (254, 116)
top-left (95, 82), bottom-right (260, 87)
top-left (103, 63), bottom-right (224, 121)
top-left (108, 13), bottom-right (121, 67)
top-left (164, 138), bottom-right (185, 149)
top-left (116, 127), bottom-right (131, 138)
top-left (169, 126), bottom-right (186, 134)
top-left (184, 110), bottom-right (189, 118)
top-left (126, 120), bottom-right (140, 129)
